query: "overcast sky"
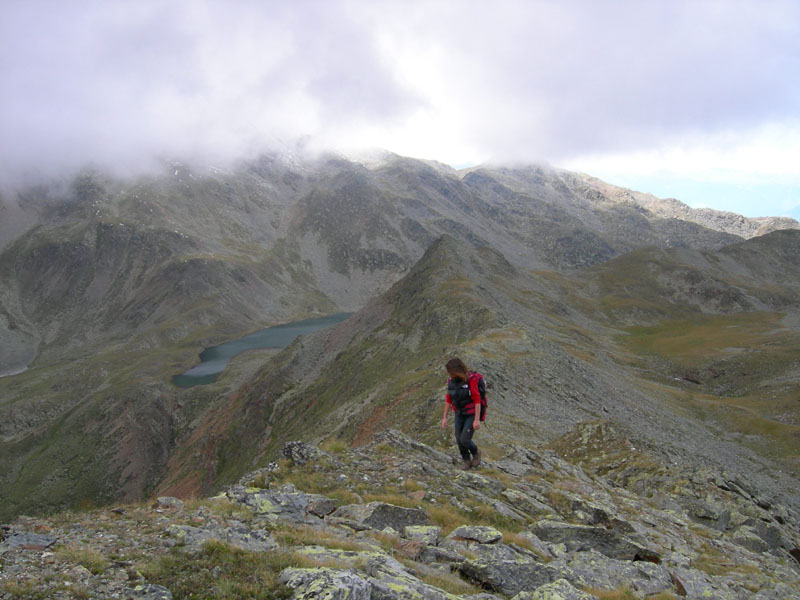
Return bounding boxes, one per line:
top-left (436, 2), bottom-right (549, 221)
top-left (2, 0), bottom-right (799, 218)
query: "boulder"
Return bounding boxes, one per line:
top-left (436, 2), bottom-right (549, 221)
top-left (459, 557), bottom-right (560, 596)
top-left (404, 525), bottom-right (441, 545)
top-left (732, 526), bottom-right (770, 553)
top-left (530, 520), bottom-right (660, 562)
top-left (447, 525), bottom-right (503, 544)
top-left (282, 441), bottom-right (340, 467)
top-left (371, 429), bottom-right (453, 466)
top-left (513, 579), bottom-right (599, 600)
top-left (152, 497), bottom-right (185, 511)
top-left (280, 567), bottom-right (371, 600)
top-left (454, 471), bottom-right (506, 495)
top-left (330, 502), bottom-right (429, 531)
top-left (501, 488), bottom-right (553, 519)
top-left (361, 552), bottom-right (461, 600)
top-left (554, 550), bottom-right (672, 596)
top-left (292, 547), bottom-right (460, 600)
top-left (226, 484), bottom-right (333, 524)
top-left (129, 584), bottom-right (174, 599)
top-left (0, 532), bottom-right (57, 552)
top-left (670, 568), bottom-right (722, 599)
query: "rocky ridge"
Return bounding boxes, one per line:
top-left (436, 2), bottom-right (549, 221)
top-left (2, 428), bottom-right (798, 599)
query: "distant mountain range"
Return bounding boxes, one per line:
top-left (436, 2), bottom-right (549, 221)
top-left (0, 152), bottom-right (798, 522)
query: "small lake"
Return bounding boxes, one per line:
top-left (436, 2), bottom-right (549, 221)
top-left (171, 313), bottom-right (352, 388)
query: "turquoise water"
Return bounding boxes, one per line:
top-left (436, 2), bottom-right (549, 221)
top-left (171, 313), bottom-right (352, 388)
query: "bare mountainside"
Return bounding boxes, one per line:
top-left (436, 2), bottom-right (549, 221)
top-left (0, 152), bottom-right (798, 523)
top-left (163, 234), bottom-right (800, 506)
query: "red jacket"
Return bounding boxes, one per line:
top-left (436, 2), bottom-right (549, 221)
top-left (445, 372), bottom-right (482, 416)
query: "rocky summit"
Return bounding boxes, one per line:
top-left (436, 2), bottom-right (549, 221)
top-left (1, 429), bottom-right (798, 599)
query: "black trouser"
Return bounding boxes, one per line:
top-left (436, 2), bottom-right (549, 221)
top-left (454, 411), bottom-right (478, 460)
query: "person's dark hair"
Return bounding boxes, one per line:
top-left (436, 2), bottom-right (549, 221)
top-left (445, 357), bottom-right (469, 381)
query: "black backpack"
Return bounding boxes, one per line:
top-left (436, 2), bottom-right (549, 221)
top-left (448, 372), bottom-right (488, 421)
top-left (471, 372), bottom-right (488, 422)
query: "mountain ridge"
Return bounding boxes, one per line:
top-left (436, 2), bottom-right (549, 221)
top-left (0, 152), bottom-right (798, 525)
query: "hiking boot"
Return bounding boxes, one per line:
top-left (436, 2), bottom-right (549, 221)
top-left (471, 449), bottom-right (482, 468)
top-left (460, 458), bottom-right (472, 470)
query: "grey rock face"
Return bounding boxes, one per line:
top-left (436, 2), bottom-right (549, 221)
top-left (459, 558), bottom-right (560, 596)
top-left (225, 483), bottom-right (331, 524)
top-left (447, 525), bottom-right (503, 544)
top-left (0, 532), bottom-right (57, 552)
top-left (513, 579), bottom-right (599, 600)
top-left (129, 584), bottom-right (174, 599)
top-left (330, 502), bottom-right (430, 531)
top-left (282, 441), bottom-right (339, 466)
top-left (529, 520), bottom-right (660, 562)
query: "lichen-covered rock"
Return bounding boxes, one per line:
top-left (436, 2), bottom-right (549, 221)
top-left (553, 550), bottom-right (672, 596)
top-left (293, 546), bottom-right (460, 600)
top-left (670, 568), bottom-right (728, 599)
top-left (330, 502), bottom-right (429, 531)
top-left (404, 525), bottom-right (441, 545)
top-left (166, 524), bottom-right (278, 552)
top-left (129, 584), bottom-right (174, 599)
top-left (225, 483), bottom-right (333, 524)
top-left (152, 496), bottom-right (185, 512)
top-left (733, 525), bottom-right (770, 553)
top-left (513, 578), bottom-right (599, 600)
top-left (754, 582), bottom-right (800, 599)
top-left (307, 497), bottom-right (337, 517)
top-left (282, 441), bottom-right (341, 467)
top-left (501, 488), bottom-right (554, 519)
top-left (530, 520), bottom-right (659, 562)
top-left (361, 552), bottom-right (461, 600)
top-left (280, 567), bottom-right (371, 600)
top-left (453, 471), bottom-right (506, 495)
top-left (294, 545), bottom-right (389, 567)
top-left (685, 498), bottom-right (731, 531)
top-left (448, 525), bottom-right (503, 544)
top-left (371, 430), bottom-right (453, 466)
top-left (459, 557), bottom-right (559, 596)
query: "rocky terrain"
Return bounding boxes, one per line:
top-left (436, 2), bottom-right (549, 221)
top-left (0, 151), bottom-right (798, 534)
top-left (2, 430), bottom-right (798, 599)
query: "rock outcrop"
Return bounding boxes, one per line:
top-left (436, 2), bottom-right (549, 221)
top-left (2, 428), bottom-right (798, 598)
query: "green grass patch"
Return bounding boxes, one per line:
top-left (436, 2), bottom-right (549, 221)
top-left (55, 543), bottom-right (112, 575)
top-left (620, 312), bottom-right (797, 368)
top-left (139, 540), bottom-right (297, 600)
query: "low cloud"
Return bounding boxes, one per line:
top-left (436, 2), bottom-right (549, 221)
top-left (2, 0), bottom-right (799, 185)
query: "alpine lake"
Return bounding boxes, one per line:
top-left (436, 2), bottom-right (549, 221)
top-left (172, 313), bottom-right (352, 388)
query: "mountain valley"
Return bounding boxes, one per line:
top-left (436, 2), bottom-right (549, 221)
top-left (0, 153), bottom-right (798, 597)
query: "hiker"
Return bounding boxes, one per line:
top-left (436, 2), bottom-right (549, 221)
top-left (441, 357), bottom-right (482, 470)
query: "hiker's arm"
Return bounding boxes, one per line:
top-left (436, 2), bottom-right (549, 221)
top-left (470, 377), bottom-right (482, 430)
top-left (442, 395), bottom-right (452, 428)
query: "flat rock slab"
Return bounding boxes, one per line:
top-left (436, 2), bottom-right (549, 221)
top-left (448, 525), bottom-right (503, 544)
top-left (128, 584), bottom-right (174, 599)
top-left (330, 502), bottom-right (429, 531)
top-left (530, 520), bottom-right (660, 562)
top-left (459, 557), bottom-right (560, 596)
top-left (0, 532), bottom-right (57, 552)
top-left (513, 578), bottom-right (599, 600)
